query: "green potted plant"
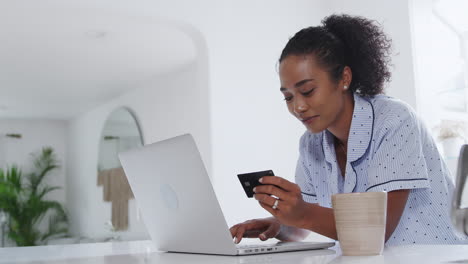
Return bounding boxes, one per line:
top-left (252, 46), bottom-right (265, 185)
top-left (0, 147), bottom-right (68, 246)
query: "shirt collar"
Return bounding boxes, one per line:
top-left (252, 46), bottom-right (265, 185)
top-left (347, 93), bottom-right (374, 162)
top-left (322, 93), bottom-right (374, 163)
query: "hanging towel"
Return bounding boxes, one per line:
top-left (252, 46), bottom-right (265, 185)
top-left (97, 167), bottom-right (134, 230)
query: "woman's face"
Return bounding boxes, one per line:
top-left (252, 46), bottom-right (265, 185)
top-left (279, 55), bottom-right (348, 133)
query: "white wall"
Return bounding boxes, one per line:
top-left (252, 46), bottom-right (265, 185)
top-left (66, 39), bottom-right (210, 241)
top-left (0, 119), bottom-right (67, 245)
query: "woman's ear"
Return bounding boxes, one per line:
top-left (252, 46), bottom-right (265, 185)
top-left (342, 66), bottom-right (353, 91)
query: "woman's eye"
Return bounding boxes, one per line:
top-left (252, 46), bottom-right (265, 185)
top-left (302, 88), bottom-right (315, 96)
top-left (283, 96), bottom-right (293, 102)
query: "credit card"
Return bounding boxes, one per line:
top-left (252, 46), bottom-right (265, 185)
top-left (237, 170), bottom-right (275, 198)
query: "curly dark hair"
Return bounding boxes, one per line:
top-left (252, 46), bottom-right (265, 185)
top-left (279, 14), bottom-right (392, 97)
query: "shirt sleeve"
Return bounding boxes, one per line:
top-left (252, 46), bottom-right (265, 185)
top-left (366, 109), bottom-right (431, 192)
top-left (295, 133), bottom-right (318, 203)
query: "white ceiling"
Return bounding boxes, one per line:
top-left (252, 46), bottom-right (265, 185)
top-left (0, 0), bottom-right (197, 120)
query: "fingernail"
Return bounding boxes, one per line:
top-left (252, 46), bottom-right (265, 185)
top-left (234, 237), bottom-right (238, 244)
top-left (259, 234), bottom-right (266, 240)
top-left (259, 177), bottom-right (263, 183)
top-left (253, 187), bottom-right (257, 192)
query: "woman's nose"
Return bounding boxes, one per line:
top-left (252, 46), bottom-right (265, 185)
top-left (294, 100), bottom-right (308, 115)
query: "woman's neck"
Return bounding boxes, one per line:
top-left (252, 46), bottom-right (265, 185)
top-left (327, 92), bottom-right (354, 146)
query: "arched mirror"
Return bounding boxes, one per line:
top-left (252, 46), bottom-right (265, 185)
top-left (98, 107), bottom-right (143, 171)
top-left (97, 107), bottom-right (144, 234)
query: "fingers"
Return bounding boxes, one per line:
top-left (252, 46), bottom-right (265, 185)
top-left (229, 220), bottom-right (265, 244)
top-left (229, 223), bottom-right (246, 243)
top-left (243, 229), bottom-right (263, 237)
top-left (260, 176), bottom-right (301, 193)
top-left (235, 225), bottom-right (246, 244)
top-left (259, 222), bottom-right (280, 241)
top-left (254, 184), bottom-right (289, 201)
top-left (254, 193), bottom-right (280, 209)
top-left (229, 218), bottom-right (281, 243)
top-left (229, 224), bottom-right (240, 238)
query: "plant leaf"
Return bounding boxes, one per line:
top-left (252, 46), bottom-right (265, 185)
top-left (0, 147), bottom-right (68, 246)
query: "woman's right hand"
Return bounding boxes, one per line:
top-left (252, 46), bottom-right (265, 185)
top-left (229, 217), bottom-right (281, 244)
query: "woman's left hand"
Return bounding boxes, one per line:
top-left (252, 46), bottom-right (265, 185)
top-left (253, 176), bottom-right (312, 229)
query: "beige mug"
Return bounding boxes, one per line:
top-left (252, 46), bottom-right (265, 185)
top-left (331, 191), bottom-right (387, 256)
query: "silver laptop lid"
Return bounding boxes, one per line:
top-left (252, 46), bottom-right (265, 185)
top-left (119, 134), bottom-right (236, 255)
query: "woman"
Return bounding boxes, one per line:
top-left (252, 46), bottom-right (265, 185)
top-left (230, 14), bottom-right (465, 245)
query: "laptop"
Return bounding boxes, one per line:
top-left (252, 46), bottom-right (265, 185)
top-left (118, 133), bottom-right (335, 255)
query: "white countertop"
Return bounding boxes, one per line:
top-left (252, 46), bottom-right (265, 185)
top-left (1, 240), bottom-right (468, 264)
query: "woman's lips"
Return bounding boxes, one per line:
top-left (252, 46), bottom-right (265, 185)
top-left (301, 115), bottom-right (319, 125)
